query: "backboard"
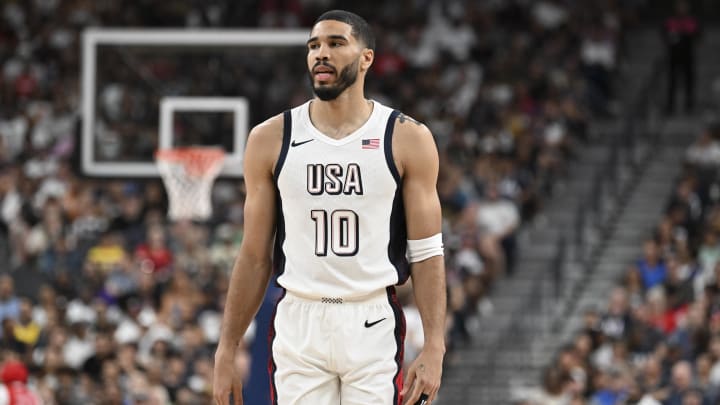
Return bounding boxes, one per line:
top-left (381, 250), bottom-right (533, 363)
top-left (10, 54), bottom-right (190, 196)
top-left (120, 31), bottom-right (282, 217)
top-left (81, 28), bottom-right (309, 178)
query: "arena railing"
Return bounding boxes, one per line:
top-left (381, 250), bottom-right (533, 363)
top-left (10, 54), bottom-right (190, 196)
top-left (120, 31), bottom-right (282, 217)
top-left (465, 40), bottom-right (667, 401)
top-left (561, 54), bottom-right (666, 331)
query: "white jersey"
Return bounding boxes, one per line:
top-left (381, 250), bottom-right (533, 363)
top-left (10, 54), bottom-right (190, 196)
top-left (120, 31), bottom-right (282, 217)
top-left (273, 100), bottom-right (409, 298)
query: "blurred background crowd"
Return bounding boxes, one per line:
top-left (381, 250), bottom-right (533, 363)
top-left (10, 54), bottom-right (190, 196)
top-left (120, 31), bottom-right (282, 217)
top-left (0, 0), bottom-right (655, 403)
top-left (524, 121), bottom-right (720, 405)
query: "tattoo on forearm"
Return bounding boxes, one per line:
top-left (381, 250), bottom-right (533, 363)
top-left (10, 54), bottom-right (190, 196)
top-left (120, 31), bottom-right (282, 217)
top-left (398, 113), bottom-right (422, 126)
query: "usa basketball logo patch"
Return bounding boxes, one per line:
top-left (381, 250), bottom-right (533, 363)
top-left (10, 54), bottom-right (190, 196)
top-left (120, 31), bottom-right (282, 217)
top-left (361, 138), bottom-right (380, 149)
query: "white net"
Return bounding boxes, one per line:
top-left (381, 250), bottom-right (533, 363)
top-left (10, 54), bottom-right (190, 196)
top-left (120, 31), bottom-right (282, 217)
top-left (156, 147), bottom-right (225, 221)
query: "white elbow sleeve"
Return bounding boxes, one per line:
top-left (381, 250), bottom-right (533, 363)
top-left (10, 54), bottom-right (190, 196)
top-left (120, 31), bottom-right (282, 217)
top-left (406, 233), bottom-right (444, 263)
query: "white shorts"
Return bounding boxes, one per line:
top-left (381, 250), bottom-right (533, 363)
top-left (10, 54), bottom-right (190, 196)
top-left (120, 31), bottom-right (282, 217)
top-left (268, 287), bottom-right (406, 405)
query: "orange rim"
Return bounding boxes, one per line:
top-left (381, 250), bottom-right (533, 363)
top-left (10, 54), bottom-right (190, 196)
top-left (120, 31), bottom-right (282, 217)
top-left (156, 147), bottom-right (225, 177)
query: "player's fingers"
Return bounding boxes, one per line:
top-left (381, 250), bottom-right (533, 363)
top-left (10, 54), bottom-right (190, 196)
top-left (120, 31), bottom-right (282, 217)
top-left (430, 377), bottom-right (444, 403)
top-left (426, 377), bottom-right (440, 401)
top-left (404, 378), bottom-right (424, 405)
top-left (428, 386), bottom-right (439, 403)
top-left (214, 388), bottom-right (229, 405)
top-left (232, 382), bottom-right (243, 405)
top-left (410, 371), bottom-right (440, 405)
top-left (401, 367), bottom-right (416, 397)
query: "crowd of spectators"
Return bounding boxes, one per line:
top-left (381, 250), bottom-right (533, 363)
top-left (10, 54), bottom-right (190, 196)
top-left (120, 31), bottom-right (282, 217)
top-left (0, 0), bottom-right (636, 403)
top-left (526, 122), bottom-right (720, 405)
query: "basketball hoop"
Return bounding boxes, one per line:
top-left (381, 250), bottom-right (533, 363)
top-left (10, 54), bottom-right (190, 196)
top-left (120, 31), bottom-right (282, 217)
top-left (155, 147), bottom-right (225, 221)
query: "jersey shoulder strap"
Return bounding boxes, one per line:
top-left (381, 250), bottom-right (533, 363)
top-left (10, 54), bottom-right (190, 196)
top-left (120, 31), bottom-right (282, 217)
top-left (273, 109), bottom-right (292, 183)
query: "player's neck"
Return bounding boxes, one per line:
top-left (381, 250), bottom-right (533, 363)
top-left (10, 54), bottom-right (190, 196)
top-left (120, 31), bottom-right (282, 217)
top-left (309, 89), bottom-right (373, 140)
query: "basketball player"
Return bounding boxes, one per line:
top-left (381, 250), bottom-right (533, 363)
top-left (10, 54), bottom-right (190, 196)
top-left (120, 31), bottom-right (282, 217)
top-left (213, 10), bottom-right (446, 405)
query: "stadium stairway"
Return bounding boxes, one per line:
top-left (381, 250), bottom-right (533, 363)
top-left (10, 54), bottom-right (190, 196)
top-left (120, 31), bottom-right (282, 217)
top-left (437, 123), bottom-right (631, 405)
top-left (538, 25), bottom-right (720, 387)
top-left (549, 116), bottom-right (699, 352)
top-left (437, 26), bottom-right (713, 404)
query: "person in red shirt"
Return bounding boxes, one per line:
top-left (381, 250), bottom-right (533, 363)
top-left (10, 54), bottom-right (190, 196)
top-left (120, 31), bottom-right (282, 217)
top-left (13, 66), bottom-right (37, 101)
top-left (134, 225), bottom-right (173, 275)
top-left (0, 360), bottom-right (41, 405)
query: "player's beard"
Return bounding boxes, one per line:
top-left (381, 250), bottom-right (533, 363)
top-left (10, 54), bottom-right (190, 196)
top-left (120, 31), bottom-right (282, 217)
top-left (309, 58), bottom-right (360, 101)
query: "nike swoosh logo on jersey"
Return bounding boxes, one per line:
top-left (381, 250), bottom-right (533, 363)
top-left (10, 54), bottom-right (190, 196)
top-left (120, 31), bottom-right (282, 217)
top-left (291, 139), bottom-right (314, 147)
top-left (364, 318), bottom-right (386, 328)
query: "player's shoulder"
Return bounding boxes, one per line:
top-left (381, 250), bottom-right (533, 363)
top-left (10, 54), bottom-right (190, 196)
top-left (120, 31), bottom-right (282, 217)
top-left (391, 111), bottom-right (434, 148)
top-left (390, 111), bottom-right (438, 176)
top-left (249, 113), bottom-right (285, 141)
top-left (245, 113), bottom-right (285, 168)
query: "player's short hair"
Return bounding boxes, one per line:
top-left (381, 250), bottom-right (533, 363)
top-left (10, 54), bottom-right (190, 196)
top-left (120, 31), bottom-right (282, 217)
top-left (315, 10), bottom-right (375, 51)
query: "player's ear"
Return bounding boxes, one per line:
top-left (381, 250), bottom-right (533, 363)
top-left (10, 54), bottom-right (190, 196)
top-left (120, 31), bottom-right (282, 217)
top-left (360, 48), bottom-right (374, 72)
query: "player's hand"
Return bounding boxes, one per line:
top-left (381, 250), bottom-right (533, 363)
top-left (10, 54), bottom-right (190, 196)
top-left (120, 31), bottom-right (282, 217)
top-left (401, 346), bottom-right (444, 404)
top-left (213, 346), bottom-right (243, 405)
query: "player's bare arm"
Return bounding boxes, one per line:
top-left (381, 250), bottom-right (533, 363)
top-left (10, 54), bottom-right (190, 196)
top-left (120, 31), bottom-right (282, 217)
top-left (213, 114), bottom-right (284, 405)
top-left (394, 117), bottom-right (446, 405)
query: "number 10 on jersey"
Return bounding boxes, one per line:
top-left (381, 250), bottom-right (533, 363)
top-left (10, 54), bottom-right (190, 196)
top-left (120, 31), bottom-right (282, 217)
top-left (310, 209), bottom-right (359, 256)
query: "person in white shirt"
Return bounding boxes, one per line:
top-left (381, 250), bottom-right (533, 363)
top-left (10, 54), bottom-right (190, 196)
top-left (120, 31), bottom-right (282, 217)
top-left (474, 181), bottom-right (520, 278)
